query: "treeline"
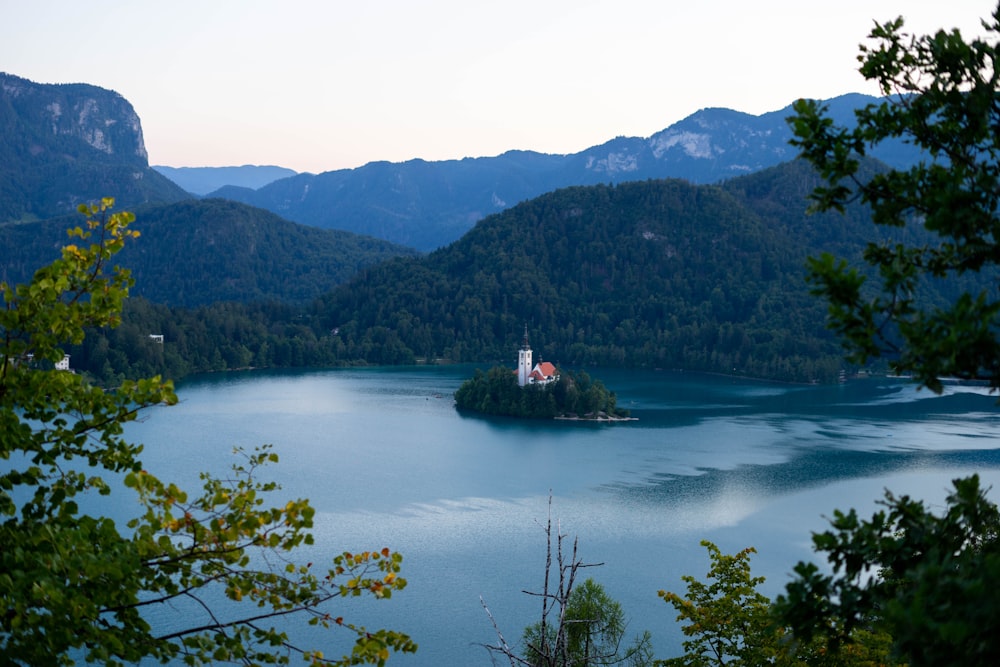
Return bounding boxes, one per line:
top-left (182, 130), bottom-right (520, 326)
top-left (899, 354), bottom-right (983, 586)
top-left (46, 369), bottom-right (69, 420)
top-left (69, 297), bottom-right (461, 386)
top-left (454, 367), bottom-right (627, 419)
top-left (67, 298), bottom-right (373, 386)
top-left (0, 198), bottom-right (418, 307)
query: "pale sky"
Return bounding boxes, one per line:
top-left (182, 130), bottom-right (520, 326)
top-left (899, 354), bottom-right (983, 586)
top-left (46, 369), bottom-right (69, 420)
top-left (2, 1), bottom-right (992, 173)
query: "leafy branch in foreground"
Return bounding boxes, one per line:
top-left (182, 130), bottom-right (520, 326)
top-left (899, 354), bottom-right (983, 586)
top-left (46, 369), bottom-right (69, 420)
top-left (0, 199), bottom-right (414, 665)
top-left (774, 475), bottom-right (1000, 666)
top-left (771, 6), bottom-right (1000, 666)
top-left (790, 3), bottom-right (1000, 391)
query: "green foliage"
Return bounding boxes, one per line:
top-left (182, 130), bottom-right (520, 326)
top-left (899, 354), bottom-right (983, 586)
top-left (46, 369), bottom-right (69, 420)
top-left (790, 2), bottom-right (1000, 391)
top-left (483, 499), bottom-right (651, 667)
top-left (657, 541), bottom-right (777, 666)
top-left (0, 200), bottom-right (414, 665)
top-left (774, 475), bottom-right (1000, 666)
top-left (454, 366), bottom-right (550, 418)
top-left (659, 541), bottom-right (897, 667)
top-left (454, 367), bottom-right (627, 420)
top-left (0, 198), bottom-right (418, 308)
top-left (523, 578), bottom-right (653, 667)
top-left (66, 297), bottom-right (368, 386)
top-left (773, 6), bottom-right (1000, 664)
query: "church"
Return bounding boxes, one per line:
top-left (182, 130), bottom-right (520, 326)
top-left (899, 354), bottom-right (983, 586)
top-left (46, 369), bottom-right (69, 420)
top-left (516, 327), bottom-right (559, 387)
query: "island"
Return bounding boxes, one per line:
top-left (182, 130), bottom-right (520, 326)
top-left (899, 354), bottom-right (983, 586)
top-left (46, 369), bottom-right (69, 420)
top-left (453, 329), bottom-right (633, 421)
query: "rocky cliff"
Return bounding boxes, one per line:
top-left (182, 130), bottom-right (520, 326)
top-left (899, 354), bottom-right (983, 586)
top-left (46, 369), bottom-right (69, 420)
top-left (0, 72), bottom-right (187, 222)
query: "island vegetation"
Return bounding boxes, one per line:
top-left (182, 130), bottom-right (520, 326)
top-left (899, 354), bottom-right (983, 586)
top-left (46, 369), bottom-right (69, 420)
top-left (454, 366), bottom-right (631, 420)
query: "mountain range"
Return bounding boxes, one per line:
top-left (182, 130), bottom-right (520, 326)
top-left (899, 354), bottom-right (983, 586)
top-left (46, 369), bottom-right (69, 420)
top-left (207, 93), bottom-right (923, 251)
top-left (3, 70), bottom-right (920, 255)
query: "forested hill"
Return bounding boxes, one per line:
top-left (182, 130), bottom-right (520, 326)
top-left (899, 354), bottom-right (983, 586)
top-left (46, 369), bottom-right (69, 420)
top-left (313, 159), bottom-right (914, 382)
top-left (0, 198), bottom-right (419, 307)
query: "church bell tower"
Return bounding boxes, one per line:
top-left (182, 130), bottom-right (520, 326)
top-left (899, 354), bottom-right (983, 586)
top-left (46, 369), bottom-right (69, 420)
top-left (517, 325), bottom-right (532, 386)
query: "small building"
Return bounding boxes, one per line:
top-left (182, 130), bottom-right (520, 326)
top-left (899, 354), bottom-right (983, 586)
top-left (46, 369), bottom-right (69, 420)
top-left (516, 327), bottom-right (560, 387)
top-left (149, 334), bottom-right (164, 344)
top-left (529, 361), bottom-right (559, 385)
top-left (54, 354), bottom-right (71, 371)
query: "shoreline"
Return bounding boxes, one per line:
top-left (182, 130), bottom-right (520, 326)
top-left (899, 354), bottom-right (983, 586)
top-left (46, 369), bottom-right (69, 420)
top-left (554, 413), bottom-right (637, 422)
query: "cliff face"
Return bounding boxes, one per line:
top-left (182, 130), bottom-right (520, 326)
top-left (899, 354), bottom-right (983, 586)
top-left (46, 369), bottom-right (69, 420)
top-left (0, 72), bottom-right (187, 222)
top-left (1, 73), bottom-right (148, 165)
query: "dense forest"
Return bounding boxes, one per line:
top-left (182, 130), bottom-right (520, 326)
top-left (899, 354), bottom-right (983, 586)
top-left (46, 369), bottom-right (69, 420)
top-left (0, 198), bottom-right (418, 307)
top-left (66, 298), bottom-right (344, 385)
top-left (313, 158), bottom-right (976, 384)
top-left (53, 158), bottom-right (981, 387)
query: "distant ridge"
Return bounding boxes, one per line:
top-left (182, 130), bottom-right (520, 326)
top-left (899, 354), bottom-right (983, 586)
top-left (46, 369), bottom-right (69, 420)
top-left (213, 93), bottom-right (923, 251)
top-left (152, 164), bottom-right (299, 195)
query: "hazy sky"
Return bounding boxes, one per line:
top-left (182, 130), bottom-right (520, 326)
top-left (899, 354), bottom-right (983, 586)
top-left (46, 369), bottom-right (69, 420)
top-left (2, 1), bottom-right (992, 173)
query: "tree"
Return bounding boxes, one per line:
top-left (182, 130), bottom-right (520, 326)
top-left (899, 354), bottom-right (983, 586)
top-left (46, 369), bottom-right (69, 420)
top-left (659, 542), bottom-right (898, 667)
top-left (773, 475), bottom-right (1000, 666)
top-left (453, 367), bottom-right (628, 420)
top-left (778, 5), bottom-right (1000, 664)
top-left (522, 578), bottom-right (652, 667)
top-left (481, 498), bottom-right (652, 667)
top-left (790, 3), bottom-right (1000, 392)
top-left (657, 541), bottom-right (780, 666)
top-left (0, 199), bottom-right (415, 665)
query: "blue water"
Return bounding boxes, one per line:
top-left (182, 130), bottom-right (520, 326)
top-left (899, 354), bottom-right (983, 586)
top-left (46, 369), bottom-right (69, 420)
top-left (115, 367), bottom-right (1000, 665)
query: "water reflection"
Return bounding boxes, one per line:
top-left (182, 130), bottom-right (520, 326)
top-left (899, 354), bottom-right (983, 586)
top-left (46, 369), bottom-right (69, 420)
top-left (124, 367), bottom-right (1000, 665)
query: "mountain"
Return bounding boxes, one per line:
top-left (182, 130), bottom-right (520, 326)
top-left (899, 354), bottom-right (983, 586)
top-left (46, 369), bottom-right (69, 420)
top-left (0, 72), bottom-right (187, 221)
top-left (309, 158), bottom-right (948, 381)
top-left (0, 74), bottom-right (414, 307)
top-left (210, 151), bottom-right (570, 252)
top-left (215, 93), bottom-right (923, 251)
top-left (152, 165), bottom-right (299, 195)
top-left (0, 198), bottom-right (419, 307)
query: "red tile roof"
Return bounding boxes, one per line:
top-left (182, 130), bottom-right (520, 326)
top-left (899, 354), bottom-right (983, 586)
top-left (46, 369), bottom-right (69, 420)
top-left (536, 362), bottom-right (557, 377)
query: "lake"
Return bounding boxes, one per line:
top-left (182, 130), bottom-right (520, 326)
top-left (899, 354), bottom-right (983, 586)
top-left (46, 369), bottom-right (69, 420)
top-left (122, 365), bottom-right (1000, 665)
